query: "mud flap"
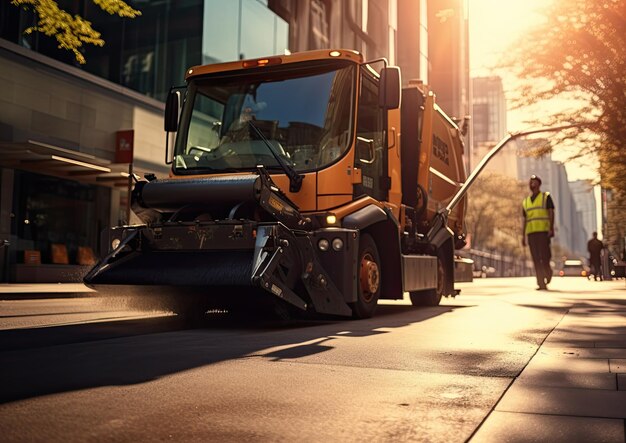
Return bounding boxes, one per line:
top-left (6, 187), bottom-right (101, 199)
top-left (295, 237), bottom-right (353, 317)
top-left (251, 241), bottom-right (308, 311)
top-left (251, 225), bottom-right (352, 316)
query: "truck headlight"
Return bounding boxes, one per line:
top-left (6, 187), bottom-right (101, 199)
top-left (332, 238), bottom-right (344, 251)
top-left (111, 238), bottom-right (121, 250)
top-left (318, 239), bottom-right (330, 251)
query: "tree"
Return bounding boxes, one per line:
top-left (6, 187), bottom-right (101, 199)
top-left (465, 172), bottom-right (527, 256)
top-left (502, 0), bottom-right (626, 254)
top-left (11, 0), bottom-right (140, 64)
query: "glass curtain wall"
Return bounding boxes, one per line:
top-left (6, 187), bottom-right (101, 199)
top-left (1, 0), bottom-right (288, 99)
top-left (85, 0), bottom-right (204, 101)
top-left (1, 0), bottom-right (204, 101)
top-left (202, 0), bottom-right (288, 64)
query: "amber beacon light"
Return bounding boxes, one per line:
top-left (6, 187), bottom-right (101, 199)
top-left (242, 57), bottom-right (282, 68)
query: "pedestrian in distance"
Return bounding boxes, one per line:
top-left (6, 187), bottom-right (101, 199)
top-left (587, 231), bottom-right (604, 281)
top-left (521, 175), bottom-right (555, 290)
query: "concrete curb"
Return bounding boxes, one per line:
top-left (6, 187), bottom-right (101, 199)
top-left (0, 283), bottom-right (95, 300)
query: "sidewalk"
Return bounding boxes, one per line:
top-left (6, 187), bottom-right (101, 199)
top-left (471, 280), bottom-right (626, 442)
top-left (0, 283), bottom-right (95, 299)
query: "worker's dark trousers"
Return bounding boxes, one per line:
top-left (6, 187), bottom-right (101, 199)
top-left (528, 232), bottom-right (552, 287)
top-left (590, 258), bottom-right (602, 280)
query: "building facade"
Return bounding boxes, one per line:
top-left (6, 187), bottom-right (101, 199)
top-left (1, 0), bottom-right (213, 281)
top-left (470, 76), bottom-right (515, 177)
top-left (569, 179), bottom-right (598, 241)
top-left (427, 0), bottom-right (470, 123)
top-left (472, 77), bottom-right (506, 144)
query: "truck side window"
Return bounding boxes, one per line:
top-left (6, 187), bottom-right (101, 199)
top-left (355, 72), bottom-right (385, 199)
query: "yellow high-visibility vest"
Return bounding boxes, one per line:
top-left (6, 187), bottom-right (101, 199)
top-left (523, 192), bottom-right (551, 235)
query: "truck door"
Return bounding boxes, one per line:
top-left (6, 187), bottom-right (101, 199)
top-left (354, 70), bottom-right (387, 202)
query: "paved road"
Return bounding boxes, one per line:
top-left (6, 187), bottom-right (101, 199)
top-left (0, 277), bottom-right (623, 442)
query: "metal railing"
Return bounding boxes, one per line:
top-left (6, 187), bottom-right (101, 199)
top-left (459, 248), bottom-right (534, 278)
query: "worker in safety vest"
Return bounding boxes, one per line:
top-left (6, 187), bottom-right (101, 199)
top-left (521, 175), bottom-right (555, 290)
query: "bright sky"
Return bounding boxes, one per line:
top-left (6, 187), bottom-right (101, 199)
top-left (469, 0), bottom-right (544, 80)
top-left (468, 0), bottom-right (599, 183)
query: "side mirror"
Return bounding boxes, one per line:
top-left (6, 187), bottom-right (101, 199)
top-left (164, 90), bottom-right (181, 132)
top-left (379, 66), bottom-right (401, 109)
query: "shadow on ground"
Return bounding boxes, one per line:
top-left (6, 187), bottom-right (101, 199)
top-left (0, 302), bottom-right (458, 404)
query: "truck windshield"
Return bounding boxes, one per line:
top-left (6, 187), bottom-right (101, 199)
top-left (173, 63), bottom-right (355, 174)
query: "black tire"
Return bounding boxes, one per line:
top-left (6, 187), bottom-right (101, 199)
top-left (409, 251), bottom-right (446, 307)
top-left (351, 233), bottom-right (381, 319)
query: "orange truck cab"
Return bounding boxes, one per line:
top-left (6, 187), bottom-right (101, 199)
top-left (85, 49), bottom-right (467, 320)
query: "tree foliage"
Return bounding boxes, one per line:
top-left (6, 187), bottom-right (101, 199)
top-left (465, 173), bottom-right (527, 255)
top-left (503, 0), bottom-right (626, 197)
top-left (11, 0), bottom-right (140, 64)
top-left (501, 0), bottom-right (626, 253)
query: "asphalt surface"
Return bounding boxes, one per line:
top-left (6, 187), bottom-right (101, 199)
top-left (0, 277), bottom-right (624, 442)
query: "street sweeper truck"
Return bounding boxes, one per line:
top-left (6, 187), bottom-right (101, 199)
top-left (84, 49), bottom-right (468, 319)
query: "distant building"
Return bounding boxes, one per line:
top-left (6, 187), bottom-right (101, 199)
top-left (569, 180), bottom-right (597, 241)
top-left (470, 76), bottom-right (516, 177)
top-left (472, 77), bottom-right (506, 144)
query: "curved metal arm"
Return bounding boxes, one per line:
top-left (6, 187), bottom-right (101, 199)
top-left (444, 122), bottom-right (590, 215)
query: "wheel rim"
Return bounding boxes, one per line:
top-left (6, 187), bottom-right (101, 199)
top-left (359, 252), bottom-right (380, 301)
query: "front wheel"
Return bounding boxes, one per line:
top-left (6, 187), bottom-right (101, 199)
top-left (409, 251), bottom-right (446, 307)
top-left (351, 233), bottom-right (381, 319)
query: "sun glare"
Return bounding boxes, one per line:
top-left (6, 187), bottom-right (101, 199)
top-left (470, 0), bottom-right (546, 76)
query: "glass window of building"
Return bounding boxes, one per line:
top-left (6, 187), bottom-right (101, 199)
top-left (2, 1), bottom-right (287, 100)
top-left (241, 0), bottom-right (278, 59)
top-left (366, 0), bottom-right (388, 60)
top-left (202, 0), bottom-right (289, 64)
top-left (473, 103), bottom-right (488, 143)
top-left (310, 0), bottom-right (330, 49)
top-left (11, 171), bottom-right (108, 266)
top-left (1, 0), bottom-right (204, 101)
top-left (91, 0), bottom-right (204, 101)
top-left (202, 1), bottom-right (240, 64)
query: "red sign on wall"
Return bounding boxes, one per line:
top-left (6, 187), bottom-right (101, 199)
top-left (115, 129), bottom-right (134, 164)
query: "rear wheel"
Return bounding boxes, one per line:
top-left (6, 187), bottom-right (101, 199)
top-left (351, 233), bottom-right (381, 319)
top-left (409, 251), bottom-right (446, 307)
